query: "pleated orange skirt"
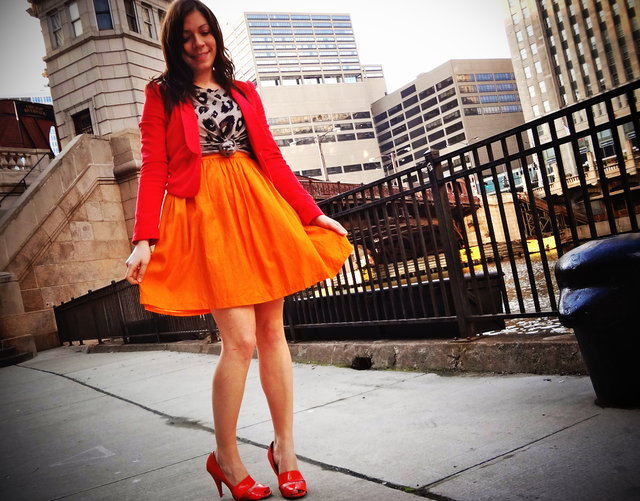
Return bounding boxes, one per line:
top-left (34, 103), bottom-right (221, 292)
top-left (139, 152), bottom-right (353, 315)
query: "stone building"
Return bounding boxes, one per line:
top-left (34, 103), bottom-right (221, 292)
top-left (27, 0), bottom-right (167, 147)
top-left (0, 0), bottom-right (170, 358)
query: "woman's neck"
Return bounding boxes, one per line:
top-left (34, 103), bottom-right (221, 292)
top-left (193, 72), bottom-right (220, 90)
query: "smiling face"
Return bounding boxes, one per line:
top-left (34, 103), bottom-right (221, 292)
top-left (181, 9), bottom-right (216, 83)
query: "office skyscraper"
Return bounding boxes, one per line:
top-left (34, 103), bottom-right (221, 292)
top-left (224, 12), bottom-right (383, 87)
top-left (224, 12), bottom-right (387, 183)
top-left (370, 59), bottom-right (526, 182)
top-left (504, 0), bottom-right (639, 122)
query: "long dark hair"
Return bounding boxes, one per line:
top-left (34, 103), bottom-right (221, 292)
top-left (153, 0), bottom-right (238, 114)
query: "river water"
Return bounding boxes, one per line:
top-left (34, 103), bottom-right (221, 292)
top-left (471, 250), bottom-right (573, 336)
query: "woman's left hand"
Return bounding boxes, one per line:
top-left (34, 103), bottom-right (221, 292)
top-left (310, 214), bottom-right (348, 235)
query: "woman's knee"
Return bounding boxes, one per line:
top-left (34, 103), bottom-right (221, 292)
top-left (221, 333), bottom-right (257, 360)
top-left (212, 305), bottom-right (258, 360)
top-left (256, 320), bottom-right (286, 349)
top-left (255, 299), bottom-right (286, 348)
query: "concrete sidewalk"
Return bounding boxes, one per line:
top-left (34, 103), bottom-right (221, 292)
top-left (1, 346), bottom-right (638, 501)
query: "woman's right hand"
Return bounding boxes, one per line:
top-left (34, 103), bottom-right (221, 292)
top-left (125, 240), bottom-right (151, 284)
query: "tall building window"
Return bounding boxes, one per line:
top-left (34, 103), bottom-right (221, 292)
top-left (49, 10), bottom-right (63, 48)
top-left (477, 84), bottom-right (497, 92)
top-left (141, 4), bottom-right (156, 38)
top-left (68, 2), bottom-right (83, 37)
top-left (94, 0), bottom-right (113, 30)
top-left (72, 109), bottom-right (94, 135)
top-left (124, 0), bottom-right (139, 33)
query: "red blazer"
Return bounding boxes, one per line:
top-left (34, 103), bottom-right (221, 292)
top-left (132, 80), bottom-right (323, 243)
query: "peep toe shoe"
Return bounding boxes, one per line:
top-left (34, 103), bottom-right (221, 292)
top-left (206, 452), bottom-right (272, 500)
top-left (267, 442), bottom-right (307, 499)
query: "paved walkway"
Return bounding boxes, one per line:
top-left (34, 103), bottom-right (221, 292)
top-left (1, 346), bottom-right (639, 500)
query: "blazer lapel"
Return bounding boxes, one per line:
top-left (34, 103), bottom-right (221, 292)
top-left (232, 86), bottom-right (259, 135)
top-left (180, 100), bottom-right (200, 154)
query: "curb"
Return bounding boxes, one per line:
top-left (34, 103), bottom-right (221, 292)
top-left (86, 333), bottom-right (586, 375)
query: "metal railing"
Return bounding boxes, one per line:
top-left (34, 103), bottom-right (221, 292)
top-left (284, 79), bottom-right (640, 341)
top-left (55, 280), bottom-right (216, 345)
top-left (0, 150), bottom-right (53, 207)
top-left (54, 80), bottom-right (639, 344)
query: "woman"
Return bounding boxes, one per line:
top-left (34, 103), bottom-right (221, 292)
top-left (125, 0), bottom-right (352, 499)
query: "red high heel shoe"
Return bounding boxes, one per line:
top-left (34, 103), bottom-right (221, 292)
top-left (267, 442), bottom-right (307, 499)
top-left (206, 452), bottom-right (272, 500)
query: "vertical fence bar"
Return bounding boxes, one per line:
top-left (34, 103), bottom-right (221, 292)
top-left (426, 150), bottom-right (474, 338)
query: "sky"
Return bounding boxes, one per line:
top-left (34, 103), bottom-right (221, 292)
top-left (0, 0), bottom-right (511, 97)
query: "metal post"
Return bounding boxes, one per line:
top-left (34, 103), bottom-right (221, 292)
top-left (316, 136), bottom-right (329, 181)
top-left (284, 297), bottom-right (297, 343)
top-left (113, 280), bottom-right (130, 343)
top-left (425, 149), bottom-right (475, 339)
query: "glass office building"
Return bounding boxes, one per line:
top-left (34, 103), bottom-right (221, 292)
top-left (224, 12), bottom-right (388, 183)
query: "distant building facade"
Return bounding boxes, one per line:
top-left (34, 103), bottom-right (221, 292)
top-left (504, 0), bottom-right (639, 120)
top-left (503, 0), bottom-right (639, 175)
top-left (224, 11), bottom-right (384, 87)
top-left (370, 59), bottom-right (526, 184)
top-left (2, 93), bottom-right (58, 153)
top-left (28, 0), bottom-right (167, 147)
top-left (7, 95), bottom-right (54, 105)
top-left (224, 11), bottom-right (387, 183)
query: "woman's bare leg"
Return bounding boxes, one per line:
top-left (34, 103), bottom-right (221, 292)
top-left (211, 305), bottom-right (257, 485)
top-left (254, 298), bottom-right (299, 473)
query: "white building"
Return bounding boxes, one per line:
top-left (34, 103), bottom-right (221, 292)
top-left (224, 11), bottom-right (387, 183)
top-left (371, 59), bottom-right (526, 188)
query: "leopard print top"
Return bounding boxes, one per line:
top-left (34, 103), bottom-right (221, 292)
top-left (192, 86), bottom-right (252, 157)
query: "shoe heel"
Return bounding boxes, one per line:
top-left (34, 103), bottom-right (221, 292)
top-left (206, 452), bottom-right (224, 498)
top-left (213, 478), bottom-right (223, 498)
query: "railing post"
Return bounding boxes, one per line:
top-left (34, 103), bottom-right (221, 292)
top-left (113, 280), bottom-right (130, 343)
top-left (284, 297), bottom-right (297, 343)
top-left (425, 149), bottom-right (475, 338)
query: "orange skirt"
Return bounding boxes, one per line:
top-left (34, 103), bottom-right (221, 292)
top-left (139, 152), bottom-right (353, 315)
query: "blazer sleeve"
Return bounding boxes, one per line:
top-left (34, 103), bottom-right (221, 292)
top-left (132, 82), bottom-right (169, 244)
top-left (244, 83), bottom-right (323, 225)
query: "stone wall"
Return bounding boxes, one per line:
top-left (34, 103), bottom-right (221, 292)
top-left (0, 132), bottom-right (140, 351)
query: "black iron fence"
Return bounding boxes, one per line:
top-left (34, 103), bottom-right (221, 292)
top-left (55, 280), bottom-right (216, 345)
top-left (55, 80), bottom-right (639, 344)
top-left (285, 80), bottom-right (640, 341)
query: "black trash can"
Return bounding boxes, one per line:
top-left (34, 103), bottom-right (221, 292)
top-left (555, 233), bottom-right (640, 408)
